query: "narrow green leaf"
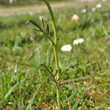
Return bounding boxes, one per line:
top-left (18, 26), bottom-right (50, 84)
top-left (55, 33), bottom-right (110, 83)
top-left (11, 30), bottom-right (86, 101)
top-left (29, 20), bottom-right (43, 31)
top-left (57, 78), bottom-right (61, 82)
top-left (5, 78), bottom-right (26, 99)
top-left (5, 83), bottom-right (19, 99)
top-left (43, 0), bottom-right (58, 43)
top-left (29, 20), bottom-right (54, 45)
top-left (43, 0), bottom-right (55, 26)
top-left (42, 18), bottom-right (45, 28)
top-left (26, 80), bottom-right (46, 110)
top-left (40, 64), bottom-right (50, 72)
top-left (49, 67), bottom-right (53, 73)
top-left (14, 84), bottom-right (30, 105)
top-left (54, 70), bottom-right (58, 77)
top-left (50, 96), bottom-right (57, 105)
top-left (1, 76), bottom-right (4, 96)
top-left (40, 64), bottom-right (58, 87)
top-left (46, 24), bottom-right (49, 33)
top-left (33, 28), bottom-right (41, 32)
top-left (102, 26), bottom-right (110, 39)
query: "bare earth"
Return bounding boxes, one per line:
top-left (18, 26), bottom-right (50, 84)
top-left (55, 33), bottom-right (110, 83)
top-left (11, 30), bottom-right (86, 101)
top-left (0, 1), bottom-right (96, 16)
top-left (0, 2), bottom-right (76, 16)
top-left (0, 0), bottom-right (97, 16)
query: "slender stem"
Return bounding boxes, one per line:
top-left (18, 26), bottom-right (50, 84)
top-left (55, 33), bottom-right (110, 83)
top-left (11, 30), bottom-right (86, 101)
top-left (53, 23), bottom-right (61, 109)
top-left (43, 0), bottom-right (61, 109)
top-left (54, 45), bottom-right (61, 110)
top-left (57, 87), bottom-right (61, 110)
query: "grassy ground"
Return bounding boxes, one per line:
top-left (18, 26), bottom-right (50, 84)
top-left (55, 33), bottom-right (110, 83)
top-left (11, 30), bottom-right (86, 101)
top-left (0, 0), bottom-right (110, 110)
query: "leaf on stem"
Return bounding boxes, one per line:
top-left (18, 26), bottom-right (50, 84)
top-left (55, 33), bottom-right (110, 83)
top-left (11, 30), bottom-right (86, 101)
top-left (29, 20), bottom-right (54, 45)
top-left (57, 78), bottom-right (61, 82)
top-left (33, 28), bottom-right (41, 32)
top-left (54, 70), bottom-right (58, 77)
top-left (29, 20), bottom-right (43, 31)
top-left (40, 64), bottom-right (50, 72)
top-left (49, 67), bottom-right (53, 73)
top-left (42, 18), bottom-right (45, 28)
top-left (46, 24), bottom-right (49, 33)
top-left (40, 64), bottom-right (58, 86)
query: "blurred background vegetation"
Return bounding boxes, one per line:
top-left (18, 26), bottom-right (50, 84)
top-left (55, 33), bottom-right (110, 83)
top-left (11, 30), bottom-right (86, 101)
top-left (0, 0), bottom-right (110, 109)
top-left (0, 0), bottom-right (73, 6)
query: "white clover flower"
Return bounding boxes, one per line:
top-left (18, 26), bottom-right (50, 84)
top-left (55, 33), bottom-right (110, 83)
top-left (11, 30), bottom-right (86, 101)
top-left (73, 38), bottom-right (84, 45)
top-left (61, 44), bottom-right (72, 52)
top-left (71, 14), bottom-right (79, 23)
top-left (91, 7), bottom-right (96, 12)
top-left (81, 9), bottom-right (87, 13)
top-left (96, 4), bottom-right (102, 8)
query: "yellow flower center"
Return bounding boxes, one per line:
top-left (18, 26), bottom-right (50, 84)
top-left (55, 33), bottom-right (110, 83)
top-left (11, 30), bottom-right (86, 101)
top-left (77, 39), bottom-right (80, 42)
top-left (65, 46), bottom-right (68, 49)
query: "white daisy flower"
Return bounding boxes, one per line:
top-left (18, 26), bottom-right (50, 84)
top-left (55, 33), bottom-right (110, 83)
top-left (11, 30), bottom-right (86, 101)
top-left (61, 44), bottom-right (72, 52)
top-left (71, 14), bottom-right (79, 23)
top-left (91, 7), bottom-right (96, 12)
top-left (73, 38), bottom-right (84, 45)
top-left (96, 4), bottom-right (102, 8)
top-left (81, 9), bottom-right (87, 13)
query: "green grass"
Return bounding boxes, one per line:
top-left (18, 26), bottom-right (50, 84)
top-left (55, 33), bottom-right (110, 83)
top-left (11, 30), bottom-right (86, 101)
top-left (0, 1), bottom-right (110, 109)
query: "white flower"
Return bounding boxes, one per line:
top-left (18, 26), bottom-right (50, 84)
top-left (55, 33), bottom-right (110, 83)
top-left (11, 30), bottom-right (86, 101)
top-left (61, 44), bottom-right (72, 52)
top-left (91, 7), bottom-right (96, 12)
top-left (108, 107), bottom-right (110, 109)
top-left (81, 9), bottom-right (87, 13)
top-left (73, 38), bottom-right (84, 45)
top-left (96, 4), bottom-right (102, 8)
top-left (102, 0), bottom-right (106, 1)
top-left (71, 14), bottom-right (79, 23)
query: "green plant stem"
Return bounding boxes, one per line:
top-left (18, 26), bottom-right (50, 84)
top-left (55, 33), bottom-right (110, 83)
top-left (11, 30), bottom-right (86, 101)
top-left (57, 87), bottom-right (61, 110)
top-left (43, 0), bottom-right (61, 109)
top-left (54, 45), bottom-right (61, 110)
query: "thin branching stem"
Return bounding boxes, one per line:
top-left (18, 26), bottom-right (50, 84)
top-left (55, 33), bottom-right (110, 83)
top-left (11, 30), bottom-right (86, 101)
top-left (34, 28), bottom-right (54, 45)
top-left (43, 0), bottom-right (61, 109)
top-left (29, 0), bottom-right (61, 109)
top-left (29, 20), bottom-right (54, 45)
